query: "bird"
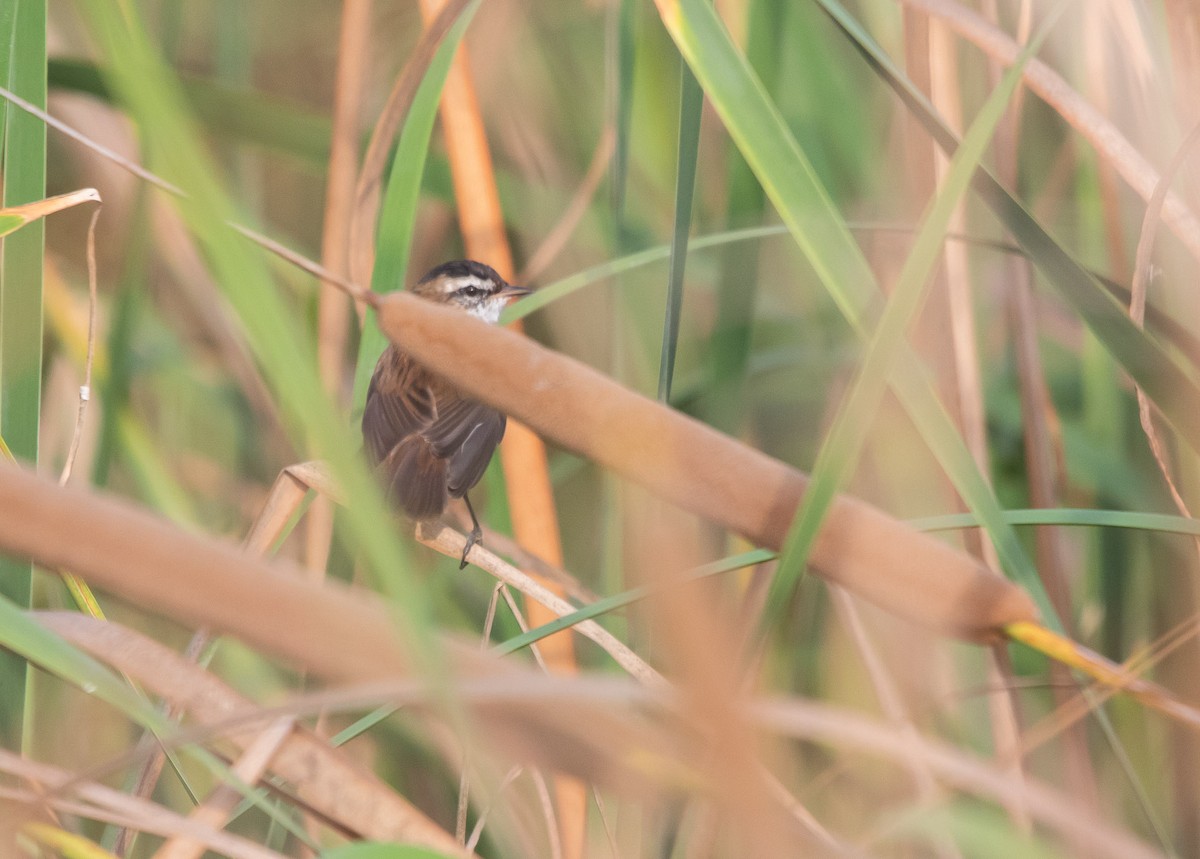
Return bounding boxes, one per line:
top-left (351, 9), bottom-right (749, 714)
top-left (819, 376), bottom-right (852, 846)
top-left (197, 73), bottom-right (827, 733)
top-left (362, 260), bottom-right (530, 568)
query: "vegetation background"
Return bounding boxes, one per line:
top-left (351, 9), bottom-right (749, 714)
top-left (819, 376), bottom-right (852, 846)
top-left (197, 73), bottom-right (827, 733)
top-left (2, 0), bottom-right (1200, 857)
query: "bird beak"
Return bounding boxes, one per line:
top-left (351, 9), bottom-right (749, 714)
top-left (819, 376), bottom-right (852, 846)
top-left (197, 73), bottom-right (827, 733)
top-left (498, 284), bottom-right (532, 301)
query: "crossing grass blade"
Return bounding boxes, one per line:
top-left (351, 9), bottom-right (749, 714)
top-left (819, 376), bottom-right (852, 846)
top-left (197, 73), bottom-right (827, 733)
top-left (73, 4), bottom-right (442, 671)
top-left (349, 0), bottom-right (482, 419)
top-left (814, 0), bottom-right (1200, 452)
top-left (763, 3), bottom-right (1068, 632)
top-left (650, 0), bottom-right (1045, 629)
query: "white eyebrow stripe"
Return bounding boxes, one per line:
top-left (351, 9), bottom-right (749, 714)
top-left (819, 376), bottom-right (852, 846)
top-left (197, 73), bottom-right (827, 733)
top-left (442, 275), bottom-right (490, 294)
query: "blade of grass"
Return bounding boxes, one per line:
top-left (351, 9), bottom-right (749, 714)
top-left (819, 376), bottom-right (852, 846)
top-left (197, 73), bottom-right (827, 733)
top-left (651, 0), bottom-right (1045, 624)
top-left (657, 59), bottom-right (703, 401)
top-left (496, 548), bottom-right (775, 656)
top-left (48, 57), bottom-right (332, 166)
top-left (0, 0), bottom-right (45, 751)
top-left (912, 508), bottom-right (1200, 538)
top-left (73, 5), bottom-right (439, 673)
top-left (609, 0), bottom-right (638, 245)
top-left (0, 597), bottom-right (315, 847)
top-left (763, 4), bottom-right (1067, 631)
top-left (349, 0), bottom-right (481, 418)
top-left (706, 0), bottom-right (783, 433)
top-left (815, 0), bottom-right (1200, 454)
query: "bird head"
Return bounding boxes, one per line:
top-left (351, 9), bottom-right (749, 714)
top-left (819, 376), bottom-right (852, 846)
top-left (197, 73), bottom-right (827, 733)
top-left (411, 260), bottom-right (531, 324)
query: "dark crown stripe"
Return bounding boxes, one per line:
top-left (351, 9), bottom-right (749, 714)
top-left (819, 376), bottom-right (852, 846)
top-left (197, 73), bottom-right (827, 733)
top-left (417, 259), bottom-right (503, 286)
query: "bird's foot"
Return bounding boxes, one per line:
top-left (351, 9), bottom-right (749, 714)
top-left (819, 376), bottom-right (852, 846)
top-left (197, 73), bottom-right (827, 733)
top-left (459, 525), bottom-right (482, 570)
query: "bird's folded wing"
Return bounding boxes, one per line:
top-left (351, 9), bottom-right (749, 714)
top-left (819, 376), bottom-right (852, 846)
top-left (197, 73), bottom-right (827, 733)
top-left (425, 398), bottom-right (506, 497)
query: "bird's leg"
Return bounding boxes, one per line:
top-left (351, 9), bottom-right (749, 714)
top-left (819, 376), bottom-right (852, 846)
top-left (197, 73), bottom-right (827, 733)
top-left (460, 494), bottom-right (483, 569)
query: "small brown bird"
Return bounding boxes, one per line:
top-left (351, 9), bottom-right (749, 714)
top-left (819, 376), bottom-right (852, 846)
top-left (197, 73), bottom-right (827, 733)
top-left (362, 260), bottom-right (530, 568)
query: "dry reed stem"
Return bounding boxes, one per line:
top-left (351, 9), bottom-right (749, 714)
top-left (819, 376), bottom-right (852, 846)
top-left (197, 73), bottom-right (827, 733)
top-left (0, 468), bottom-right (685, 787)
top-left (0, 749), bottom-right (288, 859)
top-left (1130, 120), bottom-right (1200, 524)
top-left (898, 0), bottom-right (1200, 266)
top-left (246, 463), bottom-right (630, 682)
top-left (37, 612), bottom-right (475, 856)
top-left (152, 716), bottom-right (296, 859)
top-left (0, 461), bottom-right (412, 683)
top-left (373, 290), bottom-right (1037, 640)
top-left (751, 699), bottom-right (1165, 859)
top-left (57, 204), bottom-right (101, 489)
top-left (935, 10), bottom-right (1029, 825)
top-left (413, 0), bottom-right (576, 665)
top-left (308, 0), bottom-right (374, 583)
top-left (412, 0), bottom-right (582, 848)
top-left (416, 521), bottom-right (666, 688)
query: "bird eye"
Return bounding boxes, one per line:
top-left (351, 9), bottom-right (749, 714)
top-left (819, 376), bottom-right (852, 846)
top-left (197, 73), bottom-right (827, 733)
top-left (460, 285), bottom-right (482, 298)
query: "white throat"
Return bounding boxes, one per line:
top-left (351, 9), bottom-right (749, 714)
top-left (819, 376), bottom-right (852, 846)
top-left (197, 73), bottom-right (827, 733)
top-left (468, 298), bottom-right (505, 325)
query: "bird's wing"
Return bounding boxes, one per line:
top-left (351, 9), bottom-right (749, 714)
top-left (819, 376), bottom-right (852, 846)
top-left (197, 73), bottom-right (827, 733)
top-left (362, 350), bottom-right (435, 461)
top-left (423, 397), bottom-right (507, 497)
top-left (362, 349), bottom-right (505, 514)
top-left (362, 352), bottom-right (446, 517)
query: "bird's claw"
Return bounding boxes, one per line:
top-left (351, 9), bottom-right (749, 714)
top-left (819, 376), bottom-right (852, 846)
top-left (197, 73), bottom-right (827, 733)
top-left (459, 526), bottom-right (481, 570)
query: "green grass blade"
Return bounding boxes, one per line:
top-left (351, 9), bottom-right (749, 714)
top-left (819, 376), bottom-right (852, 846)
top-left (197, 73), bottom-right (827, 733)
top-left (815, 0), bottom-right (1200, 453)
top-left (74, 4), bottom-right (438, 669)
top-left (0, 0), bottom-right (46, 751)
top-left (706, 0), bottom-right (782, 432)
top-left (49, 58), bottom-right (332, 166)
top-left (496, 549), bottom-right (775, 656)
top-left (654, 0), bottom-right (1044, 623)
top-left (911, 508), bottom-right (1200, 537)
top-left (350, 0), bottom-right (482, 420)
top-left (763, 6), bottom-right (1067, 631)
top-left (504, 223), bottom-right (788, 323)
top-left (610, 0), bottom-right (638, 241)
top-left (657, 60), bottom-right (702, 401)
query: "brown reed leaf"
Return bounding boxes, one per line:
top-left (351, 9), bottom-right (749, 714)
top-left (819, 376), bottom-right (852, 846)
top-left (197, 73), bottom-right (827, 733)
top-left (0, 460), bottom-right (408, 684)
top-left (372, 291), bottom-right (1038, 642)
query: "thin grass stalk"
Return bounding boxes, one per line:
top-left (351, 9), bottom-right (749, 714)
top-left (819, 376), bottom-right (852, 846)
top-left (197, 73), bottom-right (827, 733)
top-left (902, 7), bottom-right (967, 426)
top-left (982, 0), bottom-right (1106, 830)
top-left (900, 27), bottom-right (991, 854)
top-left (946, 0), bottom-right (1028, 831)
